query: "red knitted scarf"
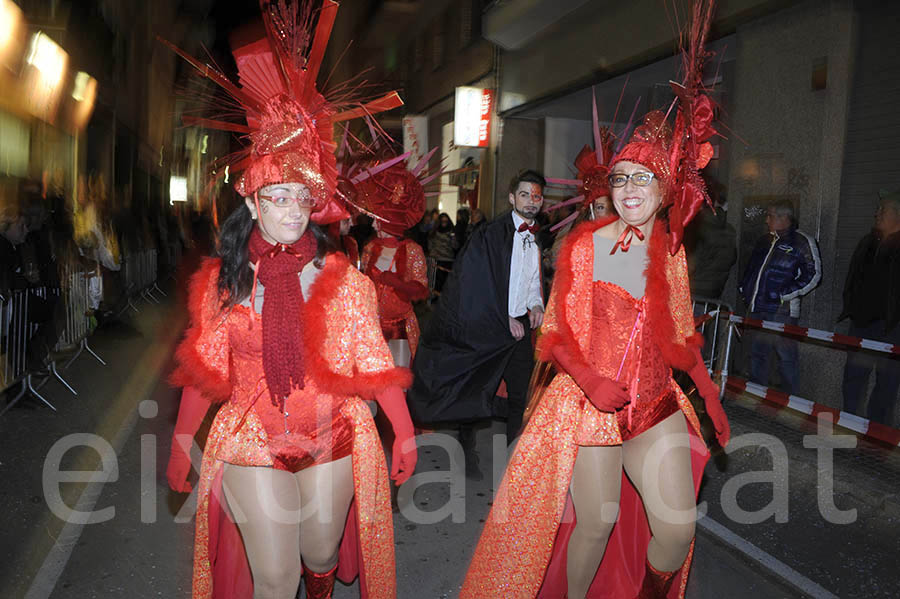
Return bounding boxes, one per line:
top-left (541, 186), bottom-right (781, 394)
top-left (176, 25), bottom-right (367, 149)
top-left (248, 228), bottom-right (317, 410)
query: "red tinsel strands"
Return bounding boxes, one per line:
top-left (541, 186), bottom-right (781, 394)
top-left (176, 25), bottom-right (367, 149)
top-left (247, 228), bottom-right (317, 410)
top-left (160, 0), bottom-right (404, 218)
top-left (607, 0), bottom-right (722, 255)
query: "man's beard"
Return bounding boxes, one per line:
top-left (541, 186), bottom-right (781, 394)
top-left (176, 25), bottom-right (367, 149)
top-left (518, 206), bottom-right (539, 219)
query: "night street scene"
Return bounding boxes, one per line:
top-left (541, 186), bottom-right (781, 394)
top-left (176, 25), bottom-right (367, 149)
top-left (2, 0), bottom-right (900, 598)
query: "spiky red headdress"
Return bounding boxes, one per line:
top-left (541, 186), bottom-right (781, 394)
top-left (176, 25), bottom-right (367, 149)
top-left (610, 0), bottom-right (720, 254)
top-left (351, 148), bottom-right (439, 237)
top-left (159, 0), bottom-right (404, 224)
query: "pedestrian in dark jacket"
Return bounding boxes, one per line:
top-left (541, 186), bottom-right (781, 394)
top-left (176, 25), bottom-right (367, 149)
top-left (839, 189), bottom-right (900, 425)
top-left (685, 206), bottom-right (737, 300)
top-left (738, 200), bottom-right (821, 392)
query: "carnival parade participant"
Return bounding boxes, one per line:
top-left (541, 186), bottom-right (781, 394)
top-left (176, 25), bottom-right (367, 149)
top-left (161, 2), bottom-right (416, 598)
top-left (459, 4), bottom-right (730, 596)
top-left (356, 159), bottom-right (430, 367)
top-left (408, 169), bottom-right (545, 479)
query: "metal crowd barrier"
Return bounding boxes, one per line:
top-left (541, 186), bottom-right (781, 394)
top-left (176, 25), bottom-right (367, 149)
top-left (691, 297), bottom-right (736, 402)
top-left (1, 286), bottom-right (62, 414)
top-left (55, 259), bottom-right (107, 376)
top-left (692, 302), bottom-right (900, 442)
top-left (1, 290), bottom-right (31, 408)
top-left (120, 248), bottom-right (166, 314)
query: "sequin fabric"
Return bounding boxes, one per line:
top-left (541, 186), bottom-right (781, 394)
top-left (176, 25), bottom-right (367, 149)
top-left (344, 399), bottom-right (397, 599)
top-left (186, 260), bottom-right (400, 599)
top-left (462, 223), bottom-right (702, 598)
top-left (459, 380), bottom-right (581, 599)
top-left (360, 240), bottom-right (427, 357)
top-left (229, 304), bottom-right (354, 471)
top-left (589, 281), bottom-right (679, 441)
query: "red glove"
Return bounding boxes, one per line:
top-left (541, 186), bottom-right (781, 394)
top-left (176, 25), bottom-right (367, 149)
top-left (688, 350), bottom-right (730, 447)
top-left (379, 271), bottom-right (428, 301)
top-left (552, 344), bottom-right (629, 413)
top-left (166, 386), bottom-right (209, 493)
top-left (375, 386), bottom-right (418, 485)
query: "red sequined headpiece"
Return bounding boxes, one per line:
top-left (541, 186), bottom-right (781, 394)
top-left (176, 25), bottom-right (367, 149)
top-left (159, 0), bottom-right (404, 225)
top-left (610, 0), bottom-right (720, 254)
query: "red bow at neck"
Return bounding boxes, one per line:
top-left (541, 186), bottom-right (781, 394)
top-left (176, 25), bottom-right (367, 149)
top-left (248, 228), bottom-right (317, 411)
top-left (517, 222), bottom-right (539, 234)
top-left (610, 223), bottom-right (645, 254)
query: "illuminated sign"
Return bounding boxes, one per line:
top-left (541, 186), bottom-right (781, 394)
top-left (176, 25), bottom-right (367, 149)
top-left (454, 87), bottom-right (493, 148)
top-left (169, 176), bottom-right (187, 205)
top-left (23, 32), bottom-right (68, 122)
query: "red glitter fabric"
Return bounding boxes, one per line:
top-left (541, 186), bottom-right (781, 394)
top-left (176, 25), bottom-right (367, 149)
top-left (361, 238), bottom-right (428, 356)
top-left (356, 165), bottom-right (425, 237)
top-left (247, 228), bottom-right (317, 407)
top-left (589, 281), bottom-right (680, 439)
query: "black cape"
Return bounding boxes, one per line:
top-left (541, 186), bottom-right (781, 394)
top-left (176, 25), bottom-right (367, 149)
top-left (408, 212), bottom-right (534, 424)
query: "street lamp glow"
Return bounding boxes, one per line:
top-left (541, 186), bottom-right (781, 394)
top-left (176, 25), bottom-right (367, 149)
top-left (169, 176), bottom-right (188, 205)
top-left (0, 0), bottom-right (24, 62)
top-left (26, 32), bottom-right (67, 87)
top-left (73, 71), bottom-right (92, 101)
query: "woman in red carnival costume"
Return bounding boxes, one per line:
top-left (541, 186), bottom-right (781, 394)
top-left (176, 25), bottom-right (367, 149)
top-left (356, 158), bottom-right (431, 367)
top-left (460, 3), bottom-right (729, 598)
top-left (162, 2), bottom-right (416, 598)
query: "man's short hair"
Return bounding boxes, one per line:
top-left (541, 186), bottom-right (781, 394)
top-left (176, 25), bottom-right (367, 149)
top-left (509, 169), bottom-right (546, 195)
top-left (769, 199), bottom-right (795, 221)
top-left (879, 189), bottom-right (900, 214)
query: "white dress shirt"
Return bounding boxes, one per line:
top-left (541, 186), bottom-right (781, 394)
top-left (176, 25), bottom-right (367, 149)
top-left (508, 211), bottom-right (543, 318)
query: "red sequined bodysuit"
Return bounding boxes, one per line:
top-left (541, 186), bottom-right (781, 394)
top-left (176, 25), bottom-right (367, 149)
top-left (588, 281), bottom-right (679, 440)
top-left (225, 305), bottom-right (353, 472)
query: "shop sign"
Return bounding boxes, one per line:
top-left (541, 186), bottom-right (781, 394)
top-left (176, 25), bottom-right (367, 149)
top-left (454, 87), bottom-right (493, 147)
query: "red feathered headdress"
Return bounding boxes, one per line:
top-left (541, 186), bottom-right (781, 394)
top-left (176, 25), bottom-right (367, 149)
top-left (610, 0), bottom-right (720, 254)
top-left (351, 148), bottom-right (439, 237)
top-left (159, 0), bottom-right (404, 225)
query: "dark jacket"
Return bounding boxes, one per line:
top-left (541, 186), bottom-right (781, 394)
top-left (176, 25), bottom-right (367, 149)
top-left (739, 226), bottom-right (821, 315)
top-left (409, 212), bottom-right (536, 424)
top-left (685, 208), bottom-right (737, 299)
top-left (839, 231), bottom-right (900, 333)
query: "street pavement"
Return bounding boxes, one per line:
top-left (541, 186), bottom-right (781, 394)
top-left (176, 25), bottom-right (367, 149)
top-left (1, 290), bottom-right (897, 598)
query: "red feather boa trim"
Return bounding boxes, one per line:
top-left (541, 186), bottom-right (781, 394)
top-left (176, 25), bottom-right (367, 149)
top-left (169, 258), bottom-right (232, 402)
top-left (302, 254), bottom-right (413, 398)
top-left (536, 216), bottom-right (700, 372)
top-left (170, 254), bottom-right (412, 403)
top-left (644, 221), bottom-right (702, 371)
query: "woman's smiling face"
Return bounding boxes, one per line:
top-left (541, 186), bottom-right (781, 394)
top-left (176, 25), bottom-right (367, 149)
top-left (609, 161), bottom-right (662, 227)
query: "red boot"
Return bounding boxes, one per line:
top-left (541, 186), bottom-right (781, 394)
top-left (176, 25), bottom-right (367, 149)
top-left (303, 564), bottom-right (337, 599)
top-left (635, 559), bottom-right (677, 599)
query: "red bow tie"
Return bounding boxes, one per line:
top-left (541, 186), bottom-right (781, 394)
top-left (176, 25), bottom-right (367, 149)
top-left (610, 224), bottom-right (645, 254)
top-left (517, 222), bottom-right (539, 234)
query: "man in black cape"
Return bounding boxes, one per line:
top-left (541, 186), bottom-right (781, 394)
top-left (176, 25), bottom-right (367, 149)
top-left (408, 170), bottom-right (545, 478)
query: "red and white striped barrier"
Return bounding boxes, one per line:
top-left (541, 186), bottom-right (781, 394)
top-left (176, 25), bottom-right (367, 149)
top-left (729, 314), bottom-right (900, 356)
top-left (723, 375), bottom-right (900, 447)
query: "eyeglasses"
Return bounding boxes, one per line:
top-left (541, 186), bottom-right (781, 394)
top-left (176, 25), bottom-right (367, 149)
top-left (607, 172), bottom-right (656, 188)
top-left (258, 193), bottom-right (316, 209)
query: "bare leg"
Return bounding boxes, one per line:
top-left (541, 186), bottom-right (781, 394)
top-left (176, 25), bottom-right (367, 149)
top-left (566, 445), bottom-right (623, 599)
top-left (222, 464), bottom-right (303, 599)
top-left (296, 455), bottom-right (355, 573)
top-left (622, 412), bottom-right (696, 572)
